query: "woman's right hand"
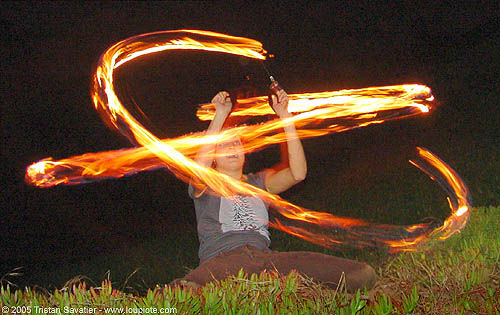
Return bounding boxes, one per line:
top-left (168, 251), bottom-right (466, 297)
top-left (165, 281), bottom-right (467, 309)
top-left (212, 91), bottom-right (232, 117)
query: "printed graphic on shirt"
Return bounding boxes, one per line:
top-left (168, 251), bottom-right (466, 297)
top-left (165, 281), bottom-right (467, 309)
top-left (219, 195), bottom-right (270, 239)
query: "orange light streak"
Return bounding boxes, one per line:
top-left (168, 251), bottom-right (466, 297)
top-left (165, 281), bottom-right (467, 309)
top-left (197, 84), bottom-right (431, 121)
top-left (26, 30), bottom-right (471, 251)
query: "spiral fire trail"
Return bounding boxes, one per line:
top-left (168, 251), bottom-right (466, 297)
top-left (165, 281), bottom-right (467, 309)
top-left (26, 30), bottom-right (470, 251)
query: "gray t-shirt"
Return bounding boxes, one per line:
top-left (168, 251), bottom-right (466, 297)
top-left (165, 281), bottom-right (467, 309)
top-left (188, 172), bottom-right (271, 263)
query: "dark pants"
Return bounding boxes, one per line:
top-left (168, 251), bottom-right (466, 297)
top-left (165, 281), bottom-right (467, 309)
top-left (178, 245), bottom-right (377, 292)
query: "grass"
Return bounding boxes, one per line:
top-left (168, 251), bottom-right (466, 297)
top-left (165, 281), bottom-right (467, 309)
top-left (1, 205), bottom-right (498, 314)
top-left (376, 205), bottom-right (500, 314)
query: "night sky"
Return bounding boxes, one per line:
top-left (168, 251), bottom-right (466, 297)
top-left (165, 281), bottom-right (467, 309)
top-left (2, 2), bottom-right (498, 287)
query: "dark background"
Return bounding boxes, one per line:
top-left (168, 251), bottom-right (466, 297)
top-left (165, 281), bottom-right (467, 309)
top-left (1, 1), bottom-right (498, 289)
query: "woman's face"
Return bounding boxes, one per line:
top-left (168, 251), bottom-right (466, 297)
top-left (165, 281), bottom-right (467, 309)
top-left (214, 135), bottom-right (245, 172)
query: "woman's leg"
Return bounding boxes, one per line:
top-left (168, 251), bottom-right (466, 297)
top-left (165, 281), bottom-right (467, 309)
top-left (172, 246), bottom-right (376, 292)
top-left (179, 245), bottom-right (270, 286)
top-left (265, 250), bottom-right (377, 292)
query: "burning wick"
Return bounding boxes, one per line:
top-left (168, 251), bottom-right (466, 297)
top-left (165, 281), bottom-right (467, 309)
top-left (26, 30), bottom-right (470, 251)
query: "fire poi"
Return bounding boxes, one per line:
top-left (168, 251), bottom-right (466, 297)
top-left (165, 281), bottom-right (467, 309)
top-left (25, 30), bottom-right (471, 252)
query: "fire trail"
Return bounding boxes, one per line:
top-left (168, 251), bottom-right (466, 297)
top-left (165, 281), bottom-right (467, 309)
top-left (25, 30), bottom-right (470, 252)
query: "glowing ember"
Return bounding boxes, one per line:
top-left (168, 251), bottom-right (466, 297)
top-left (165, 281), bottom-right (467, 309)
top-left (26, 30), bottom-right (471, 251)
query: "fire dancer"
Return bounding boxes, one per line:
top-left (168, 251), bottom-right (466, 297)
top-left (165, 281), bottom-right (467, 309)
top-left (171, 90), bottom-right (377, 292)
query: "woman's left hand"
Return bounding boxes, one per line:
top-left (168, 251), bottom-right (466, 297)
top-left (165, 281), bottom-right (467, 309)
top-left (270, 90), bottom-right (291, 118)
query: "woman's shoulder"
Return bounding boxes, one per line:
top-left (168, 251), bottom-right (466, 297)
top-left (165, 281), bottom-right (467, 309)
top-left (245, 169), bottom-right (272, 189)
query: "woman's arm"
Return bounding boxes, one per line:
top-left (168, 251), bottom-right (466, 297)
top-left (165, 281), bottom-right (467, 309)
top-left (191, 91), bottom-right (232, 195)
top-left (265, 89), bottom-right (307, 194)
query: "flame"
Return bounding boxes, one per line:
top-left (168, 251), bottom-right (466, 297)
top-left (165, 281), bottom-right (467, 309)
top-left (197, 84), bottom-right (432, 121)
top-left (26, 85), bottom-right (431, 188)
top-left (26, 30), bottom-right (471, 251)
top-left (409, 147), bottom-right (471, 240)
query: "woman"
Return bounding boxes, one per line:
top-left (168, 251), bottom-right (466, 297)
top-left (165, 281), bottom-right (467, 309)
top-left (172, 90), bottom-right (376, 292)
